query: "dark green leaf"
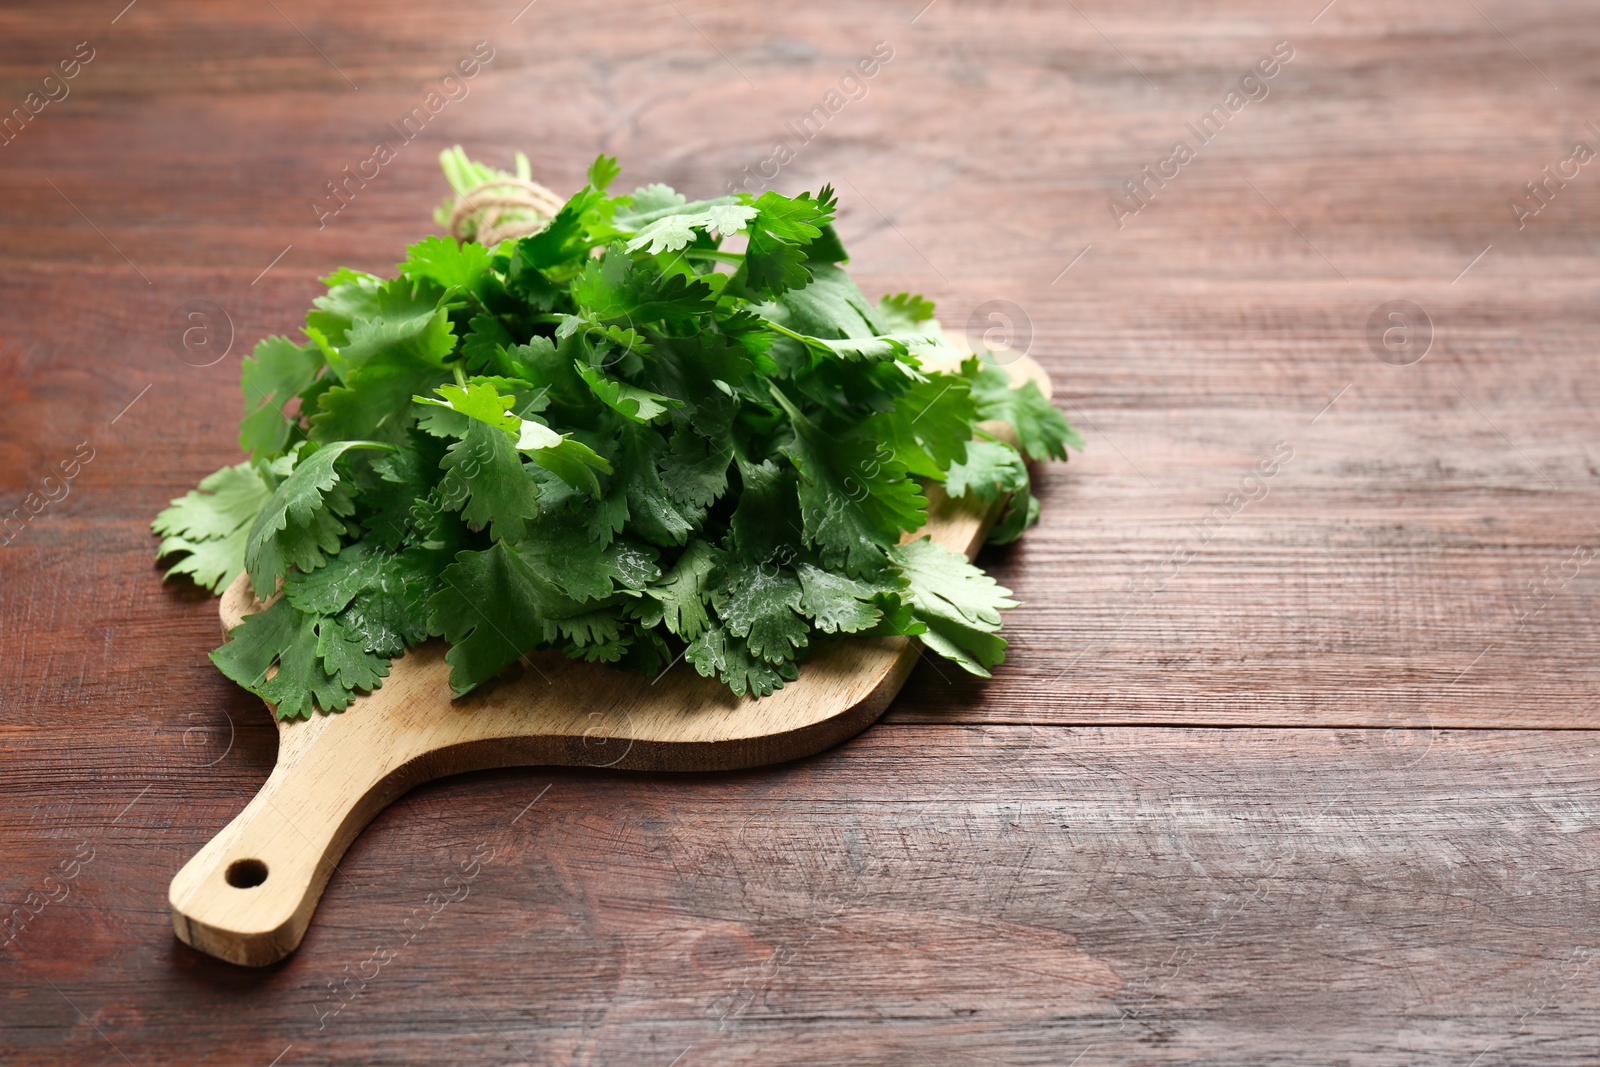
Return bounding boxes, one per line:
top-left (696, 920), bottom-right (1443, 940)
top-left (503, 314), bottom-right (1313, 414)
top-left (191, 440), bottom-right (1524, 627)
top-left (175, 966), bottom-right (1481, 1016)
top-left (685, 626), bottom-right (798, 697)
top-left (771, 387), bottom-right (926, 576)
top-left (712, 561), bottom-right (809, 664)
top-left (244, 441), bottom-right (391, 600)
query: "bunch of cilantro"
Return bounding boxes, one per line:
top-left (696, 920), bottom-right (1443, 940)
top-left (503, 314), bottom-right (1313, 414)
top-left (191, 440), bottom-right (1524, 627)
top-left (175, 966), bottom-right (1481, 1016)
top-left (152, 151), bottom-right (1079, 718)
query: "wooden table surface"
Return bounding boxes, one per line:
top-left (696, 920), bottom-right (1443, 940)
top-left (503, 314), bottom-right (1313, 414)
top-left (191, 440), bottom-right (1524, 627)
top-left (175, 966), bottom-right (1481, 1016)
top-left (4, 0), bottom-right (1600, 1063)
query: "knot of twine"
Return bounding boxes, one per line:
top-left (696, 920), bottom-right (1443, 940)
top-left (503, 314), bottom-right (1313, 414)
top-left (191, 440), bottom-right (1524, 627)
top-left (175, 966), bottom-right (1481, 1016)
top-left (448, 177), bottom-right (566, 246)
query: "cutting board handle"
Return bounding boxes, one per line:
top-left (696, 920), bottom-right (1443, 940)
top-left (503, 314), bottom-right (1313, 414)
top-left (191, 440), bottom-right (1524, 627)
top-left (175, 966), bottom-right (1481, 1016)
top-left (168, 709), bottom-right (407, 967)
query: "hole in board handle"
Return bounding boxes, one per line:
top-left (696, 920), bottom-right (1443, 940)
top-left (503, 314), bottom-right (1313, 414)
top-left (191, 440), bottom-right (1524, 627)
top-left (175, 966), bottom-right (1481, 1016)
top-left (225, 858), bottom-right (269, 889)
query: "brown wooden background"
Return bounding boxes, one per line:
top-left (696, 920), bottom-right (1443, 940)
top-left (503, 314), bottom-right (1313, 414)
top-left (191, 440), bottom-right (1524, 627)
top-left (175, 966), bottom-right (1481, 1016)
top-left (5, 0), bottom-right (1600, 1063)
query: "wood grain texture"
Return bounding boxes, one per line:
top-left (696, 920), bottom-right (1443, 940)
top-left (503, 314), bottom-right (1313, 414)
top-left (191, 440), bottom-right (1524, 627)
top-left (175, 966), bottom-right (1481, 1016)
top-left (11, 727), bottom-right (1600, 1065)
top-left (3, 0), bottom-right (1600, 1061)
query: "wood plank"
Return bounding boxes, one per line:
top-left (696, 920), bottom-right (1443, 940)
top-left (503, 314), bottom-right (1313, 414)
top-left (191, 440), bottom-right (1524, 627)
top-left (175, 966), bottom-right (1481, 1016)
top-left (7, 725), bottom-right (1600, 1064)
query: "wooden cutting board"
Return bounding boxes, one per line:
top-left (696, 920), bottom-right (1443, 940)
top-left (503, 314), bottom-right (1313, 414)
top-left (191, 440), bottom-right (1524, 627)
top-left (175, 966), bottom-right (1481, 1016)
top-left (168, 354), bottom-right (1051, 967)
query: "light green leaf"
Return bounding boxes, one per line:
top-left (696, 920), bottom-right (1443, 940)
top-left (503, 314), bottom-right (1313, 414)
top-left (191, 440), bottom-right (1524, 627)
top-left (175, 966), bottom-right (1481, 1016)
top-left (890, 537), bottom-right (1017, 677)
top-left (624, 203), bottom-right (759, 255)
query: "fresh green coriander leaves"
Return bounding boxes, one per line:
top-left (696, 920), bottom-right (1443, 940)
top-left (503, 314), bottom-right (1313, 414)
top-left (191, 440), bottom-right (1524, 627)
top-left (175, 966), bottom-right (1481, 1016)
top-left (154, 149), bottom-right (1079, 717)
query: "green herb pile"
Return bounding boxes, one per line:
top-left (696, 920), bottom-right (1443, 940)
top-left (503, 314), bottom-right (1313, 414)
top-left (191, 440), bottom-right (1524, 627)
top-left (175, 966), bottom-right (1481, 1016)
top-left (152, 150), bottom-right (1079, 718)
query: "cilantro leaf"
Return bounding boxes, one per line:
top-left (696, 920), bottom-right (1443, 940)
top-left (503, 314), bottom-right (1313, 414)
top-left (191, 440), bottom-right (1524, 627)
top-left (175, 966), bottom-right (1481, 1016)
top-left (428, 541), bottom-right (574, 695)
top-left (329, 544), bottom-right (435, 657)
top-left (359, 446), bottom-right (434, 550)
top-left (647, 332), bottom-right (756, 424)
top-left (459, 313), bottom-right (518, 375)
top-left (305, 269), bottom-right (383, 348)
top-left (866, 372), bottom-right (976, 479)
top-left (163, 152), bottom-right (1074, 711)
top-left (240, 337), bottom-right (322, 458)
top-left (574, 361), bottom-right (683, 423)
top-left (711, 561), bottom-right (809, 665)
top-left (944, 438), bottom-right (1028, 502)
top-left (519, 430), bottom-right (610, 498)
top-left (309, 310), bottom-right (455, 447)
top-left (891, 537), bottom-right (1017, 677)
top-left (244, 441), bottom-right (392, 599)
top-left (418, 380), bottom-right (520, 431)
top-left (658, 427), bottom-right (731, 509)
top-left (153, 461), bottom-right (274, 592)
top-left (876, 292), bottom-right (938, 330)
top-left (283, 541), bottom-right (385, 615)
top-left (605, 424), bottom-right (698, 547)
top-left (766, 324), bottom-right (919, 364)
top-left (517, 186), bottom-right (607, 270)
top-left (759, 264), bottom-right (883, 342)
top-left (418, 380), bottom-right (611, 497)
top-left (988, 483), bottom-right (1040, 546)
top-left (587, 154), bottom-right (622, 192)
top-left (771, 387), bottom-right (926, 576)
top-left (685, 626), bottom-right (798, 697)
top-left (156, 525), bottom-right (256, 595)
top-left (316, 614), bottom-right (391, 691)
top-left (639, 540), bottom-right (719, 640)
top-left (624, 202), bottom-right (759, 255)
top-left (726, 458), bottom-right (802, 565)
top-left (963, 356), bottom-right (1083, 461)
top-left (438, 419), bottom-right (540, 542)
top-left (743, 187), bottom-right (838, 296)
top-left (625, 183), bottom-right (687, 215)
top-left (211, 598), bottom-right (363, 720)
top-left (569, 249), bottom-right (716, 324)
top-left (796, 563), bottom-right (887, 634)
top-left (516, 514), bottom-right (658, 602)
top-left (399, 235), bottom-right (495, 304)
top-left (328, 278), bottom-right (453, 379)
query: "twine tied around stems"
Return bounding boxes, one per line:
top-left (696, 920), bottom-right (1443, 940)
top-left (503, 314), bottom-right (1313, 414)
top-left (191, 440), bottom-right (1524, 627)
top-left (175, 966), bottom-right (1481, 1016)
top-left (447, 177), bottom-right (566, 246)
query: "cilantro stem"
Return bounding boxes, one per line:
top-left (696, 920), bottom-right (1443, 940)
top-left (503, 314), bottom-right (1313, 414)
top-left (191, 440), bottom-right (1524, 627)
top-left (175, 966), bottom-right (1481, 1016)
top-left (758, 318), bottom-right (810, 345)
top-left (682, 249), bottom-right (745, 264)
top-left (453, 364), bottom-right (468, 388)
